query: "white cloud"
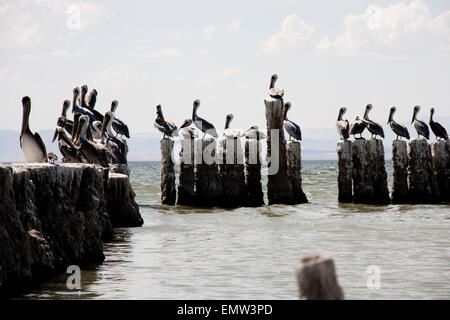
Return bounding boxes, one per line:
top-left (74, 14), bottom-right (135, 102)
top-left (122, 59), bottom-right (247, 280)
top-left (227, 17), bottom-right (242, 32)
top-left (262, 15), bottom-right (314, 52)
top-left (203, 24), bottom-right (216, 37)
top-left (318, 0), bottom-right (450, 55)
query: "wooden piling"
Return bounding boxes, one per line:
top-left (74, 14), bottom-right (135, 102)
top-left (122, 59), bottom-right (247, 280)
top-left (194, 138), bottom-right (224, 206)
top-left (177, 138), bottom-right (196, 206)
top-left (336, 140), bottom-right (352, 203)
top-left (160, 138), bottom-right (176, 205)
top-left (244, 139), bottom-right (264, 206)
top-left (286, 141), bottom-right (308, 204)
top-left (264, 97), bottom-right (290, 204)
top-left (431, 140), bottom-right (450, 202)
top-left (408, 139), bottom-right (440, 203)
top-left (392, 140), bottom-right (408, 204)
top-left (295, 254), bottom-right (344, 300)
top-left (218, 138), bottom-right (246, 207)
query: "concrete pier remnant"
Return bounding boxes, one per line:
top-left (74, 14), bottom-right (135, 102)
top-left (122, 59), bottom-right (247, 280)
top-left (391, 140), bottom-right (409, 204)
top-left (286, 141), bottom-right (308, 204)
top-left (336, 140), bottom-right (353, 203)
top-left (218, 137), bottom-right (246, 207)
top-left (295, 254), bottom-right (344, 300)
top-left (264, 97), bottom-right (290, 204)
top-left (194, 138), bottom-right (224, 206)
top-left (177, 138), bottom-right (196, 206)
top-left (244, 139), bottom-right (264, 206)
top-left (408, 139), bottom-right (440, 203)
top-left (160, 138), bottom-right (176, 205)
top-left (431, 140), bottom-right (450, 202)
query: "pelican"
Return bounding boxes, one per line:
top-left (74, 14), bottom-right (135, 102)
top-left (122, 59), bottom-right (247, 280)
top-left (52, 126), bottom-right (82, 163)
top-left (349, 116), bottom-right (367, 139)
top-left (101, 111), bottom-right (128, 165)
top-left (223, 114), bottom-right (240, 139)
top-left (91, 120), bottom-right (103, 140)
top-left (20, 96), bottom-right (48, 162)
top-left (74, 115), bottom-right (109, 167)
top-left (388, 107), bottom-right (410, 140)
top-left (80, 85), bottom-right (104, 122)
top-left (57, 100), bottom-right (73, 135)
top-left (154, 104), bottom-right (178, 138)
top-left (241, 125), bottom-right (266, 140)
top-left (429, 107), bottom-right (448, 141)
top-left (86, 89), bottom-right (97, 108)
top-left (336, 107), bottom-right (350, 140)
top-left (362, 104), bottom-right (385, 139)
top-left (192, 99), bottom-right (218, 139)
top-left (283, 102), bottom-right (302, 141)
top-left (411, 105), bottom-right (430, 140)
top-left (110, 100), bottom-right (130, 139)
top-left (268, 74), bottom-right (284, 98)
top-left (71, 87), bottom-right (96, 138)
top-left (80, 84), bottom-right (89, 108)
top-left (179, 119), bottom-right (198, 139)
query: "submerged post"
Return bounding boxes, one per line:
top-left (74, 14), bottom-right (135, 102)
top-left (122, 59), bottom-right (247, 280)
top-left (177, 138), bottom-right (196, 206)
top-left (160, 138), bottom-right (176, 205)
top-left (391, 140), bottom-right (408, 204)
top-left (218, 137), bottom-right (246, 207)
top-left (286, 141), bottom-right (308, 204)
top-left (295, 254), bottom-right (344, 300)
top-left (244, 139), bottom-right (264, 206)
top-left (408, 139), bottom-right (440, 203)
top-left (194, 138), bottom-right (224, 206)
top-left (336, 140), bottom-right (352, 203)
top-left (264, 97), bottom-right (290, 204)
top-left (431, 140), bottom-right (450, 202)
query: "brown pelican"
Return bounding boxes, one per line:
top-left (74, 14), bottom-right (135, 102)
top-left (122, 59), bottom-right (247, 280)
top-left (388, 107), bottom-right (410, 140)
top-left (241, 125), bottom-right (266, 140)
top-left (429, 107), bottom-right (448, 141)
top-left (283, 102), bottom-right (302, 141)
top-left (91, 120), bottom-right (103, 140)
top-left (223, 114), bottom-right (240, 139)
top-left (80, 85), bottom-right (89, 108)
top-left (20, 96), bottom-right (48, 163)
top-left (349, 116), bottom-right (367, 139)
top-left (86, 89), bottom-right (97, 108)
top-left (179, 119), bottom-right (198, 139)
top-left (110, 100), bottom-right (130, 139)
top-left (74, 115), bottom-right (109, 167)
top-left (411, 105), bottom-right (430, 139)
top-left (336, 107), bottom-right (350, 140)
top-left (154, 104), bottom-right (178, 138)
top-left (52, 127), bottom-right (82, 163)
top-left (57, 100), bottom-right (73, 135)
top-left (80, 85), bottom-right (104, 122)
top-left (192, 99), bottom-right (218, 139)
top-left (101, 111), bottom-right (128, 165)
top-left (362, 104), bottom-right (385, 138)
top-left (268, 74), bottom-right (284, 98)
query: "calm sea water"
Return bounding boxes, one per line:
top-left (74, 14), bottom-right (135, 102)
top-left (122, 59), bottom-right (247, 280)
top-left (17, 160), bottom-right (450, 299)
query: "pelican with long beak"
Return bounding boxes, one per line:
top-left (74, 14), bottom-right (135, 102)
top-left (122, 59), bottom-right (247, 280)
top-left (192, 99), bottom-right (218, 139)
top-left (268, 74), bottom-right (284, 98)
top-left (86, 89), bottom-right (97, 108)
top-left (429, 107), bottom-right (448, 141)
top-left (110, 100), bottom-right (130, 139)
top-left (74, 115), bottom-right (109, 167)
top-left (283, 102), bottom-right (302, 141)
top-left (349, 116), bottom-right (366, 139)
top-left (336, 107), bottom-right (350, 140)
top-left (57, 100), bottom-right (73, 135)
top-left (52, 126), bottom-right (82, 163)
top-left (362, 104), bottom-right (385, 139)
top-left (154, 104), bottom-right (178, 138)
top-left (387, 107), bottom-right (410, 140)
top-left (411, 105), bottom-right (430, 140)
top-left (101, 111), bottom-right (128, 165)
top-left (20, 96), bottom-right (48, 162)
top-left (81, 85), bottom-right (104, 122)
top-left (241, 125), bottom-right (266, 140)
top-left (179, 119), bottom-right (198, 139)
top-left (223, 114), bottom-right (240, 139)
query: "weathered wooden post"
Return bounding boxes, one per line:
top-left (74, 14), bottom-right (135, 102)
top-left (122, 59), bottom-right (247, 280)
top-left (408, 139), bottom-right (440, 203)
top-left (244, 139), bottom-right (264, 206)
top-left (391, 140), bottom-right (408, 203)
top-left (295, 254), bottom-right (344, 300)
top-left (177, 138), bottom-right (196, 205)
top-left (336, 140), bottom-right (352, 203)
top-left (351, 139), bottom-right (370, 203)
top-left (264, 97), bottom-right (291, 204)
top-left (431, 140), bottom-right (450, 202)
top-left (286, 141), bottom-right (308, 204)
top-left (218, 137), bottom-right (246, 207)
top-left (160, 138), bottom-right (176, 205)
top-left (194, 138), bottom-right (224, 206)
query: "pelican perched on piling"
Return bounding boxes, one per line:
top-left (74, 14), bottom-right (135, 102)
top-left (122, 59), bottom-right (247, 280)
top-left (155, 104), bottom-right (178, 138)
top-left (52, 126), bottom-right (81, 163)
top-left (362, 104), bottom-right (385, 139)
top-left (283, 102), bottom-right (302, 141)
top-left (80, 85), bottom-right (104, 122)
top-left (429, 108), bottom-right (448, 141)
top-left (20, 96), bottom-right (48, 162)
top-left (57, 100), bottom-right (73, 135)
top-left (411, 105), bottom-right (430, 140)
top-left (336, 107), bottom-right (350, 140)
top-left (179, 119), bottom-right (198, 139)
top-left (223, 114), bottom-right (240, 139)
top-left (86, 89), bottom-right (97, 108)
top-left (192, 99), bottom-right (218, 139)
top-left (241, 125), bottom-right (266, 140)
top-left (387, 107), bottom-right (410, 140)
top-left (74, 115), bottom-right (109, 167)
top-left (110, 100), bottom-right (130, 139)
top-left (101, 111), bottom-right (128, 165)
top-left (268, 74), bottom-right (284, 99)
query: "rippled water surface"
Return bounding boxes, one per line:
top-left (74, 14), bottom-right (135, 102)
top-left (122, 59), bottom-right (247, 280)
top-left (19, 161), bottom-right (450, 299)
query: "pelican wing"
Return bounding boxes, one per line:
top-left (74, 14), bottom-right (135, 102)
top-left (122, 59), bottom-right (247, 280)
top-left (34, 132), bottom-right (48, 162)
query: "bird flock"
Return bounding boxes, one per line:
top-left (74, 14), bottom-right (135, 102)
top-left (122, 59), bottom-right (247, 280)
top-left (20, 85), bottom-right (130, 166)
top-left (336, 104), bottom-right (448, 141)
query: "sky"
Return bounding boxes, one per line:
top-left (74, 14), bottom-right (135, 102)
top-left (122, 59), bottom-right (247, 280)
top-left (1, 0), bottom-right (450, 139)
